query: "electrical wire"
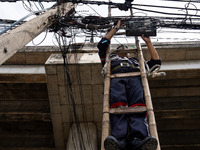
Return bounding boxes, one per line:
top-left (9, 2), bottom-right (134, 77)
top-left (160, 0), bottom-right (200, 3)
top-left (32, 29), bottom-right (48, 46)
top-left (54, 7), bottom-right (95, 146)
top-left (55, 34), bottom-right (86, 150)
top-left (132, 3), bottom-right (200, 12)
top-left (69, 27), bottom-right (94, 150)
top-left (130, 6), bottom-right (200, 17)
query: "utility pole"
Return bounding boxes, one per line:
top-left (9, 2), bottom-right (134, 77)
top-left (0, 2), bottom-right (74, 65)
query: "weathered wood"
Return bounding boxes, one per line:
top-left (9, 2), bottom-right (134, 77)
top-left (157, 118), bottom-right (200, 131)
top-left (0, 121), bottom-right (53, 133)
top-left (149, 78), bottom-right (200, 88)
top-left (0, 83), bottom-right (48, 100)
top-left (152, 96), bottom-right (200, 110)
top-left (151, 86), bottom-right (200, 98)
top-left (161, 144), bottom-right (200, 150)
top-left (0, 148), bottom-right (55, 150)
top-left (159, 130), bottom-right (200, 145)
top-left (0, 133), bottom-right (54, 147)
top-left (101, 47), bottom-right (111, 150)
top-left (109, 72), bottom-right (141, 78)
top-left (0, 74), bottom-right (46, 83)
top-left (155, 109), bottom-right (200, 119)
top-left (0, 2), bottom-right (74, 65)
top-left (0, 112), bottom-right (51, 121)
top-left (0, 100), bottom-right (50, 112)
top-left (135, 37), bottom-right (161, 150)
top-left (109, 106), bottom-right (146, 114)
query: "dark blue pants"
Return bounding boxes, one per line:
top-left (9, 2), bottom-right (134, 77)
top-left (110, 76), bottom-right (149, 140)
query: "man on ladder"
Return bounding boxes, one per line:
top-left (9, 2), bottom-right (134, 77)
top-left (97, 20), bottom-right (161, 150)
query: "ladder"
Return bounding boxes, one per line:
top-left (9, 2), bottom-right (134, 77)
top-left (101, 38), bottom-right (161, 150)
top-left (101, 2), bottom-right (162, 150)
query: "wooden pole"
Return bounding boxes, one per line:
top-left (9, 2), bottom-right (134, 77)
top-left (101, 46), bottom-right (111, 150)
top-left (101, 3), bottom-right (112, 149)
top-left (0, 2), bottom-right (74, 65)
top-left (135, 37), bottom-right (161, 150)
top-left (108, 0), bottom-right (111, 17)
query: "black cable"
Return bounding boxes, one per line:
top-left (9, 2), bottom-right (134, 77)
top-left (60, 37), bottom-right (86, 150)
top-left (132, 3), bottom-right (200, 12)
top-left (130, 6), bottom-right (200, 17)
top-left (55, 26), bottom-right (95, 149)
top-left (32, 29), bottom-right (48, 46)
top-left (69, 28), bottom-right (93, 150)
top-left (160, 0), bottom-right (200, 3)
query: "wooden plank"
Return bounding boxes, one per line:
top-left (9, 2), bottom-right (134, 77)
top-left (0, 112), bottom-right (51, 122)
top-left (157, 118), bottom-right (200, 131)
top-left (0, 83), bottom-right (47, 90)
top-left (0, 100), bottom-right (50, 112)
top-left (161, 144), bottom-right (200, 150)
top-left (0, 121), bottom-right (53, 133)
top-left (149, 78), bottom-right (200, 88)
top-left (0, 3), bottom-right (74, 65)
top-left (109, 106), bottom-right (146, 114)
top-left (0, 133), bottom-right (54, 147)
top-left (0, 74), bottom-right (46, 83)
top-left (150, 86), bottom-right (200, 98)
top-left (155, 109), bottom-right (200, 119)
top-left (159, 130), bottom-right (200, 145)
top-left (0, 83), bottom-right (48, 100)
top-left (109, 72), bottom-right (141, 78)
top-left (150, 69), bottom-right (200, 80)
top-left (152, 96), bottom-right (200, 110)
top-left (0, 148), bottom-right (55, 150)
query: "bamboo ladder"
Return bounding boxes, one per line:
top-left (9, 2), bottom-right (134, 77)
top-left (101, 2), bottom-right (161, 150)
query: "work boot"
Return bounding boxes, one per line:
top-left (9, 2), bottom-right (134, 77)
top-left (104, 136), bottom-right (127, 150)
top-left (130, 136), bottom-right (158, 150)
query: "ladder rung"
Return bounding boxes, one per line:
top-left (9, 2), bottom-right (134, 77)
top-left (109, 106), bottom-right (146, 114)
top-left (109, 72), bottom-right (141, 78)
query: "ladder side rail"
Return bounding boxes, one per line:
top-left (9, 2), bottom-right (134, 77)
top-left (101, 46), bottom-right (111, 150)
top-left (135, 37), bottom-right (161, 150)
top-left (108, 0), bottom-right (112, 17)
top-left (101, 3), bottom-right (112, 149)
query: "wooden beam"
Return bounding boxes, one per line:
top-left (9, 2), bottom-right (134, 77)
top-left (161, 144), bottom-right (200, 150)
top-left (0, 112), bottom-right (51, 121)
top-left (110, 106), bottom-right (146, 114)
top-left (0, 148), bottom-right (55, 150)
top-left (101, 47), bottom-right (111, 150)
top-left (0, 2), bottom-right (74, 65)
top-left (0, 74), bottom-right (46, 83)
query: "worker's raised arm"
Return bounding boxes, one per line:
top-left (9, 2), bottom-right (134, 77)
top-left (97, 20), bottom-right (124, 66)
top-left (104, 20), bottom-right (123, 40)
top-left (141, 34), bottom-right (159, 60)
top-left (141, 34), bottom-right (161, 69)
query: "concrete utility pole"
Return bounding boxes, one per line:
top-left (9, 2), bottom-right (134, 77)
top-left (0, 2), bottom-right (74, 65)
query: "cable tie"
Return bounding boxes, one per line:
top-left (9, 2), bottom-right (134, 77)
top-left (103, 111), bottom-right (110, 114)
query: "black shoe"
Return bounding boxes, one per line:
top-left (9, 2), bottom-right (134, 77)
top-left (130, 136), bottom-right (158, 150)
top-left (104, 136), bottom-right (127, 150)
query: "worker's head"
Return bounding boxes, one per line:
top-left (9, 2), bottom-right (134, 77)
top-left (112, 44), bottom-right (137, 58)
top-left (111, 45), bottom-right (130, 57)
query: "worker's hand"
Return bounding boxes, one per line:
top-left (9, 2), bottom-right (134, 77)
top-left (115, 19), bottom-right (125, 29)
top-left (141, 34), bottom-right (151, 43)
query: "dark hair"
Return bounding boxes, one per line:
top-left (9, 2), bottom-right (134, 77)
top-left (117, 45), bottom-right (128, 50)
